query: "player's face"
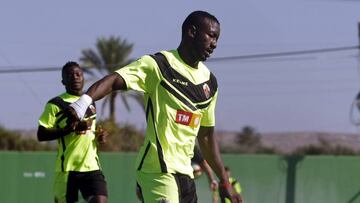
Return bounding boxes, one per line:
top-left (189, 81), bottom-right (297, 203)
top-left (63, 66), bottom-right (84, 95)
top-left (193, 18), bottom-right (220, 61)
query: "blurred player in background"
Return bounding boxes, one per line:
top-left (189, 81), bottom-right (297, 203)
top-left (216, 166), bottom-right (244, 203)
top-left (192, 145), bottom-right (218, 187)
top-left (191, 145), bottom-right (219, 203)
top-left (58, 10), bottom-right (240, 202)
top-left (37, 61), bottom-right (108, 203)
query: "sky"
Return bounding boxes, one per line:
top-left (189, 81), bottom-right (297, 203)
top-left (1, 0), bottom-right (360, 133)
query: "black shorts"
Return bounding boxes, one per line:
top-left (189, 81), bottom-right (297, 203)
top-left (66, 170), bottom-right (108, 202)
top-left (173, 173), bottom-right (197, 203)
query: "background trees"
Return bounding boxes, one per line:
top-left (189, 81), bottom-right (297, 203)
top-left (0, 126), bottom-right (54, 151)
top-left (80, 36), bottom-right (144, 123)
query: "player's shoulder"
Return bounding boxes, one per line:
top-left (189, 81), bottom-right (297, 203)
top-left (209, 71), bottom-right (218, 89)
top-left (42, 97), bottom-right (62, 115)
top-left (46, 93), bottom-right (71, 109)
top-left (150, 50), bottom-right (177, 65)
top-left (132, 54), bottom-right (160, 69)
top-left (147, 50), bottom-right (172, 62)
top-left (47, 96), bottom-right (60, 105)
top-left (197, 62), bottom-right (218, 91)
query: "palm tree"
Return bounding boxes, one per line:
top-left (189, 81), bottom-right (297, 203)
top-left (80, 36), bottom-right (144, 123)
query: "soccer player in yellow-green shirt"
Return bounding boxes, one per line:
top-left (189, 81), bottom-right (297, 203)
top-left (37, 61), bottom-right (108, 203)
top-left (58, 11), bottom-right (241, 203)
top-left (218, 167), bottom-right (244, 203)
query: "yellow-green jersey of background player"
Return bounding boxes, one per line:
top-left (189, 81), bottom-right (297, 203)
top-left (38, 92), bottom-right (99, 172)
top-left (230, 177), bottom-right (242, 194)
top-left (116, 49), bottom-right (218, 178)
top-left (224, 177), bottom-right (242, 203)
top-left (214, 177), bottom-right (242, 203)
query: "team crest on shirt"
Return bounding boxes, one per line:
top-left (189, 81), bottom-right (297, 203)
top-left (203, 83), bottom-right (211, 99)
top-left (175, 110), bottom-right (201, 128)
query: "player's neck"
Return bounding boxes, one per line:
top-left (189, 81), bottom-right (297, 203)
top-left (177, 46), bottom-right (199, 69)
top-left (66, 89), bottom-right (83, 96)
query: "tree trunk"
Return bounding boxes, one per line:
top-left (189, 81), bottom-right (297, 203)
top-left (109, 92), bottom-right (117, 123)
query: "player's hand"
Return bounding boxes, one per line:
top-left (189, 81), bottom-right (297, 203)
top-left (219, 182), bottom-right (242, 203)
top-left (96, 125), bottom-right (108, 144)
top-left (210, 179), bottom-right (218, 191)
top-left (62, 120), bottom-right (78, 135)
top-left (56, 106), bottom-right (80, 125)
top-left (75, 118), bottom-right (93, 135)
top-left (56, 107), bottom-right (80, 135)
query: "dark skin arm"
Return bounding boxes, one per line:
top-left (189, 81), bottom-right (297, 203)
top-left (86, 73), bottom-right (126, 101)
top-left (56, 73), bottom-right (125, 131)
top-left (37, 118), bottom-right (92, 141)
top-left (197, 126), bottom-right (227, 182)
top-left (37, 125), bottom-right (69, 142)
top-left (197, 126), bottom-right (241, 203)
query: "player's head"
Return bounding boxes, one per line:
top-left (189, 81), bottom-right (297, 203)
top-left (61, 61), bottom-right (84, 96)
top-left (181, 10), bottom-right (220, 61)
top-left (182, 11), bottom-right (220, 39)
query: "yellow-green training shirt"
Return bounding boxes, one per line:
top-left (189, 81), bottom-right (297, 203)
top-left (38, 92), bottom-right (100, 172)
top-left (116, 50), bottom-right (218, 178)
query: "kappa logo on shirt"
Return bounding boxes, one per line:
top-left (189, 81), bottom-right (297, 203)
top-left (175, 110), bottom-right (201, 128)
top-left (172, 78), bottom-right (188, 86)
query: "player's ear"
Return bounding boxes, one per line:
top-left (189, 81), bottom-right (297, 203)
top-left (61, 79), bottom-right (65, 86)
top-left (189, 25), bottom-right (197, 38)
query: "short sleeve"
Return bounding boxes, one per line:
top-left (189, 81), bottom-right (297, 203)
top-left (200, 91), bottom-right (218, 127)
top-left (38, 103), bottom-right (60, 129)
top-left (115, 55), bottom-right (160, 94)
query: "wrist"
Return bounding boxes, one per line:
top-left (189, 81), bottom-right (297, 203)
top-left (70, 94), bottom-right (92, 120)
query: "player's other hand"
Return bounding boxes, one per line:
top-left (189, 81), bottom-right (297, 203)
top-left (96, 125), bottom-right (108, 144)
top-left (56, 106), bottom-right (80, 125)
top-left (75, 118), bottom-right (93, 135)
top-left (219, 182), bottom-right (242, 203)
top-left (56, 107), bottom-right (80, 134)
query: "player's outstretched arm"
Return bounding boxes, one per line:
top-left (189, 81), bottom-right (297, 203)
top-left (86, 73), bottom-right (126, 102)
top-left (197, 126), bottom-right (241, 203)
top-left (68, 73), bottom-right (126, 121)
